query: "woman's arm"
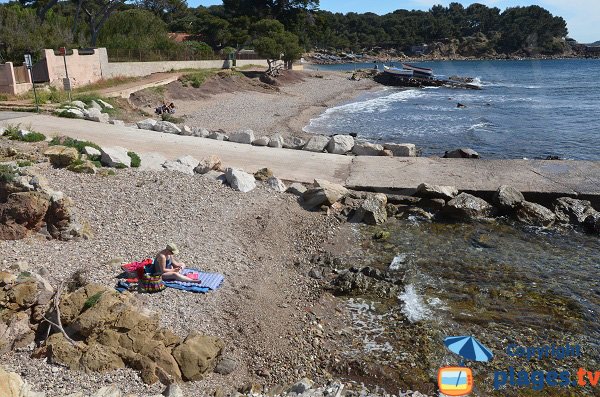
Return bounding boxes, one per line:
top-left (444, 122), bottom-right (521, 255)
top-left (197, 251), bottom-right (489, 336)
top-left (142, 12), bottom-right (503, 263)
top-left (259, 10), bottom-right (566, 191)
top-left (157, 254), bottom-right (177, 274)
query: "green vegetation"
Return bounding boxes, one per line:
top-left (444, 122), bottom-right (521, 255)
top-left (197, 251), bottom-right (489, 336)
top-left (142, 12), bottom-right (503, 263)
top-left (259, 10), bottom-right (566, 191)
top-left (179, 68), bottom-right (220, 88)
top-left (58, 110), bottom-right (80, 119)
top-left (161, 113), bottom-right (184, 124)
top-left (0, 164), bottom-right (17, 183)
top-left (83, 292), bottom-right (104, 310)
top-left (17, 160), bottom-right (33, 167)
top-left (2, 124), bottom-right (46, 142)
top-left (0, 94), bottom-right (8, 101)
top-left (49, 137), bottom-right (101, 159)
top-left (127, 151), bottom-right (141, 168)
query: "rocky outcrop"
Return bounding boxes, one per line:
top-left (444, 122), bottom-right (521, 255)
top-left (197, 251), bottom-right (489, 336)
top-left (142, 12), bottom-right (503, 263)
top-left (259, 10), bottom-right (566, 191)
top-left (194, 155), bottom-right (222, 174)
top-left (331, 267), bottom-right (399, 299)
top-left (303, 136), bottom-right (330, 152)
top-left (225, 168), bottom-right (256, 193)
top-left (442, 193), bottom-right (494, 221)
top-left (383, 143), bottom-right (417, 157)
top-left (172, 333), bottom-right (224, 381)
top-left (100, 147), bottom-right (131, 168)
top-left (553, 197), bottom-right (597, 224)
top-left (493, 185), bottom-right (524, 212)
top-left (352, 142), bottom-right (383, 156)
top-left (415, 183), bottom-right (458, 201)
top-left (351, 193), bottom-right (388, 225)
top-left (444, 148), bottom-right (480, 159)
top-left (327, 135), bottom-right (355, 155)
top-left (515, 201), bottom-right (556, 227)
top-left (44, 146), bottom-right (79, 168)
top-left (229, 130), bottom-right (255, 144)
top-left (583, 213), bottom-right (600, 235)
top-left (0, 366), bottom-right (44, 397)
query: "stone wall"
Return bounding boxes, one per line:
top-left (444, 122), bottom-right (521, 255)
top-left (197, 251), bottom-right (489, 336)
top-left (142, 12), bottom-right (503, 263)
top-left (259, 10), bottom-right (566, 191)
top-left (0, 62), bottom-right (33, 95)
top-left (41, 48), bottom-right (104, 89)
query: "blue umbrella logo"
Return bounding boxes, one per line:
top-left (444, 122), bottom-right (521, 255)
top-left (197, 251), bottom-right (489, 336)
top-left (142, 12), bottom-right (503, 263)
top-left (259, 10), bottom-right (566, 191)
top-left (444, 336), bottom-right (494, 362)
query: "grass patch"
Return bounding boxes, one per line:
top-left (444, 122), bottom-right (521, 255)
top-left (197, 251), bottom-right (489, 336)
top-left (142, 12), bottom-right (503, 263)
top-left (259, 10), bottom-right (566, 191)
top-left (58, 109), bottom-right (81, 119)
top-left (49, 136), bottom-right (101, 154)
top-left (127, 151), bottom-right (141, 168)
top-left (179, 68), bottom-right (220, 88)
top-left (161, 113), bottom-right (184, 124)
top-left (0, 163), bottom-right (17, 183)
top-left (236, 64), bottom-right (267, 70)
top-left (92, 160), bottom-right (102, 168)
top-left (73, 76), bottom-right (142, 93)
top-left (0, 93), bottom-right (8, 101)
top-left (83, 292), bottom-right (104, 310)
top-left (2, 123), bottom-right (46, 142)
top-left (115, 163), bottom-right (127, 169)
top-left (17, 160), bottom-right (33, 167)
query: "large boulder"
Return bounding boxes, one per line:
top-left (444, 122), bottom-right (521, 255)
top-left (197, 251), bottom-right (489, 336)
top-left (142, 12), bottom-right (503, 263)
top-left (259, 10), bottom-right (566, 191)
top-left (0, 192), bottom-right (50, 239)
top-left (415, 183), bottom-right (458, 201)
top-left (352, 142), bottom-right (384, 156)
top-left (444, 148), bottom-right (480, 159)
top-left (0, 366), bottom-right (45, 397)
top-left (172, 333), bottom-right (224, 381)
top-left (97, 99), bottom-right (114, 109)
top-left (352, 193), bottom-right (388, 225)
top-left (137, 119), bottom-right (157, 130)
top-left (100, 147), bottom-right (131, 168)
top-left (268, 133), bottom-right (284, 148)
top-left (138, 153), bottom-right (167, 171)
top-left (44, 146), bottom-right (79, 168)
top-left (89, 100), bottom-right (103, 111)
top-left (83, 146), bottom-right (101, 157)
top-left (583, 213), bottom-right (600, 235)
top-left (153, 121), bottom-right (181, 134)
top-left (225, 168), bottom-right (256, 193)
top-left (208, 131), bottom-right (228, 141)
top-left (286, 183), bottom-right (307, 197)
top-left (303, 180), bottom-right (349, 209)
top-left (67, 160), bottom-right (97, 174)
top-left (383, 143), bottom-right (417, 157)
top-left (283, 136), bottom-right (305, 150)
top-left (493, 185), bottom-right (524, 212)
top-left (442, 193), bottom-right (494, 221)
top-left (266, 176), bottom-right (286, 192)
top-left (303, 135), bottom-right (330, 152)
top-left (85, 108), bottom-right (110, 123)
top-left (194, 155), bottom-right (222, 174)
top-left (71, 100), bottom-right (87, 109)
top-left (252, 136), bottom-right (270, 146)
top-left (61, 108), bottom-right (85, 119)
top-left (515, 201), bottom-right (556, 227)
top-left (253, 168), bottom-right (273, 181)
top-left (327, 135), bottom-right (355, 154)
top-left (553, 197), bottom-right (597, 224)
top-left (162, 156), bottom-right (199, 175)
top-left (229, 129), bottom-right (255, 144)
top-left (192, 127), bottom-right (210, 138)
top-left (180, 125), bottom-right (193, 136)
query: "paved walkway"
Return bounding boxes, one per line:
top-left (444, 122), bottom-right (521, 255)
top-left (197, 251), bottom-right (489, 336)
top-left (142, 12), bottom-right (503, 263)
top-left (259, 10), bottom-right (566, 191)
top-left (97, 72), bottom-right (182, 98)
top-left (1, 113), bottom-right (599, 204)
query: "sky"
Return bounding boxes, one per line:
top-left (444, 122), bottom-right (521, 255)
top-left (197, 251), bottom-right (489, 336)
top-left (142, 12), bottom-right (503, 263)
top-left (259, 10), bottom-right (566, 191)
top-left (192, 0), bottom-right (600, 43)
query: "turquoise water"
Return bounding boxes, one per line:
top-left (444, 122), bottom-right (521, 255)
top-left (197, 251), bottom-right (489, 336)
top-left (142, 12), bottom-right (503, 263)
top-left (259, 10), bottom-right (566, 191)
top-left (305, 59), bottom-right (600, 160)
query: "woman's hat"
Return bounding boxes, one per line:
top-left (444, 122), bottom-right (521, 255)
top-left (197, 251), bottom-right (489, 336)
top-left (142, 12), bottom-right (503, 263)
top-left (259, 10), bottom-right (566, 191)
top-left (166, 243), bottom-right (179, 255)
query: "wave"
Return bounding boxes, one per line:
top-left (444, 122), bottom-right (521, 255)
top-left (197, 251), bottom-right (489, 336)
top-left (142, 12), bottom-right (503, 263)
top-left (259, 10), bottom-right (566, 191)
top-left (484, 81), bottom-right (542, 89)
top-left (399, 284), bottom-right (431, 323)
top-left (468, 121), bottom-right (493, 131)
top-left (320, 89), bottom-right (424, 115)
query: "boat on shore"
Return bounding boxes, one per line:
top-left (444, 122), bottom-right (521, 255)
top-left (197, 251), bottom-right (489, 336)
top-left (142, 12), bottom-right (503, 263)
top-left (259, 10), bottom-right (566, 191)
top-left (383, 66), bottom-right (414, 77)
top-left (401, 63), bottom-right (434, 77)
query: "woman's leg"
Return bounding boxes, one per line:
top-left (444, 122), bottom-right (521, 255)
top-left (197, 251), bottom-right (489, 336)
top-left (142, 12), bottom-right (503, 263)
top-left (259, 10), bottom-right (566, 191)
top-left (162, 272), bottom-right (201, 283)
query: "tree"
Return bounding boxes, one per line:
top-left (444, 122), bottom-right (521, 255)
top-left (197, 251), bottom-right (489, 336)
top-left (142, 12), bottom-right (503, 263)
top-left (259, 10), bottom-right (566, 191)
top-left (82, 0), bottom-right (126, 46)
top-left (251, 19), bottom-right (301, 72)
top-left (98, 8), bottom-right (172, 50)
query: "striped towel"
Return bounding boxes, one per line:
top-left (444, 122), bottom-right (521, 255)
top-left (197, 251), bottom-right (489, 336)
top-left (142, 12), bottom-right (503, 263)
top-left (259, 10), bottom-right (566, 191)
top-left (175, 269), bottom-right (224, 290)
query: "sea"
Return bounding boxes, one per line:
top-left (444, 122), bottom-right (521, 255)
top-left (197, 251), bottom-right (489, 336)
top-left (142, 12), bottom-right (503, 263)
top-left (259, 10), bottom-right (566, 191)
top-left (304, 59), bottom-right (600, 160)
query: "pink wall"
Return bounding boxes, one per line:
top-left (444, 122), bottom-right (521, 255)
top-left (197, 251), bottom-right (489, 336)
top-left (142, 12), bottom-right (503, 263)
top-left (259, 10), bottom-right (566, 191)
top-left (0, 62), bottom-right (33, 95)
top-left (42, 49), bottom-right (103, 88)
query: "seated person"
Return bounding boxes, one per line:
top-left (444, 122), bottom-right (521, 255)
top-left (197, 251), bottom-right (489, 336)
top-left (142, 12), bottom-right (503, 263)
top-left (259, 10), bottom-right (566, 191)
top-left (166, 102), bottom-right (175, 114)
top-left (152, 243), bottom-right (201, 283)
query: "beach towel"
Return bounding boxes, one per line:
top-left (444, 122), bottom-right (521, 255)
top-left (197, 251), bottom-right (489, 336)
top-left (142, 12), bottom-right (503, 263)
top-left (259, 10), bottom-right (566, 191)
top-left (115, 268), bottom-right (224, 294)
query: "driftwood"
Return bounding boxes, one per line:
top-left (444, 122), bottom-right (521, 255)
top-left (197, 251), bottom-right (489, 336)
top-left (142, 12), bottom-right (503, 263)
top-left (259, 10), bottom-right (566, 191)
top-left (41, 281), bottom-right (81, 348)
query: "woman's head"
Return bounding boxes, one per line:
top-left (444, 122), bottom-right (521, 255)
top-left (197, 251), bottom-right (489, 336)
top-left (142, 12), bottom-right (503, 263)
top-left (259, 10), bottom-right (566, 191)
top-left (166, 242), bottom-right (179, 255)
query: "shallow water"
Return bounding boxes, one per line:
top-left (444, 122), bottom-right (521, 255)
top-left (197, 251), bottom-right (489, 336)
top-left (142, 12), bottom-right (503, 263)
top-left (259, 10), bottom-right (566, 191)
top-left (305, 59), bottom-right (600, 160)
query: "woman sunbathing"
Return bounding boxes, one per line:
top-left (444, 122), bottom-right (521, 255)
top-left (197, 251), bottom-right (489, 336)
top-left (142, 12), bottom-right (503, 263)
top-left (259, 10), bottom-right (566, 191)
top-left (153, 243), bottom-right (201, 283)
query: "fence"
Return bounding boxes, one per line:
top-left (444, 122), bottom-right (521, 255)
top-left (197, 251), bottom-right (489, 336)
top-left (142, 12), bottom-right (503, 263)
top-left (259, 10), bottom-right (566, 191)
top-left (107, 48), bottom-right (264, 63)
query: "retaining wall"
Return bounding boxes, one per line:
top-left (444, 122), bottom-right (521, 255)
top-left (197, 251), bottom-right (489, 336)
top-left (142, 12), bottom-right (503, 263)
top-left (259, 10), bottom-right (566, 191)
top-left (42, 49), bottom-right (103, 88)
top-left (0, 62), bottom-right (33, 95)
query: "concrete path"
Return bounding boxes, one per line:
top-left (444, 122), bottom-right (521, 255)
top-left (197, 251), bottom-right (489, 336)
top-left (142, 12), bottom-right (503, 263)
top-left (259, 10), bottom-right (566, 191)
top-left (1, 113), bottom-right (599, 204)
top-left (97, 72), bottom-right (182, 99)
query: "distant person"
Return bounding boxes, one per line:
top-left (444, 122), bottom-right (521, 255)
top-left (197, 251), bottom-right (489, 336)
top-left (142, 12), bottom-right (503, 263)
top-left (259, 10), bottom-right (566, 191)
top-left (151, 243), bottom-right (202, 283)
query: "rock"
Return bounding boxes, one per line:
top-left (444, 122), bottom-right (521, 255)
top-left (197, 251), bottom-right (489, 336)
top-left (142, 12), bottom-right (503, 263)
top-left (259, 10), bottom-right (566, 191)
top-left (67, 159), bottom-right (97, 174)
top-left (109, 120), bottom-right (125, 126)
top-left (71, 100), bottom-right (87, 109)
top-left (97, 99), bottom-right (114, 109)
top-left (86, 108), bottom-right (110, 123)
top-left (192, 127), bottom-right (210, 138)
top-left (91, 386), bottom-right (122, 397)
top-left (384, 143), bottom-right (417, 157)
top-left (89, 100), bottom-right (103, 111)
top-left (203, 171), bottom-right (227, 184)
top-left (225, 168), bottom-right (256, 193)
top-left (214, 357), bottom-right (237, 375)
top-left (352, 193), bottom-right (388, 225)
top-left (44, 146), bottom-right (79, 168)
top-left (266, 177), bottom-right (286, 192)
top-left (162, 384), bottom-right (184, 397)
top-left (288, 379), bottom-right (314, 394)
top-left (493, 185), bottom-right (524, 211)
top-left (444, 148), bottom-right (480, 159)
top-left (253, 168), bottom-right (273, 181)
top-left (553, 197), bottom-right (597, 224)
top-left (153, 121), bottom-right (181, 134)
top-left (385, 194), bottom-right (421, 205)
top-left (327, 135), bottom-right (355, 154)
top-left (0, 366), bottom-right (45, 397)
top-left (283, 136), bottom-right (305, 150)
top-left (177, 155), bottom-right (200, 169)
top-left (208, 131), bottom-right (228, 141)
top-left (416, 198), bottom-right (446, 212)
top-left (442, 193), bottom-right (494, 221)
top-left (308, 268), bottom-right (323, 279)
top-left (268, 133), bottom-right (284, 148)
top-left (303, 135), bottom-right (330, 152)
top-left (286, 183), bottom-right (307, 197)
top-left (302, 179), bottom-right (348, 208)
top-left (583, 213), bottom-right (600, 235)
top-left (162, 158), bottom-right (196, 175)
top-left (100, 146), bottom-right (131, 168)
top-left (172, 333), bottom-right (224, 381)
top-left (181, 125), bottom-right (193, 136)
top-left (62, 108), bottom-right (85, 119)
top-left (515, 201), bottom-right (556, 227)
top-left (415, 183), bottom-right (458, 201)
top-left (138, 153), bottom-right (167, 171)
top-left (83, 146), bottom-right (101, 157)
top-left (0, 192), bottom-right (50, 239)
top-left (137, 119), bottom-right (157, 130)
top-left (352, 142), bottom-right (384, 156)
top-left (252, 136), bottom-right (270, 146)
top-left (194, 155), bottom-right (222, 174)
top-left (229, 129), bottom-right (255, 144)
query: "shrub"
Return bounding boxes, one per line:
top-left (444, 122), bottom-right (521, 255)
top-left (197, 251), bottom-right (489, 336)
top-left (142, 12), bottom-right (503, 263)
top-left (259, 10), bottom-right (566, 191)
top-left (2, 124), bottom-right (46, 142)
top-left (58, 110), bottom-right (80, 119)
top-left (115, 163), bottom-right (127, 169)
top-left (49, 137), bottom-right (101, 154)
top-left (83, 292), bottom-right (103, 310)
top-left (0, 164), bottom-right (16, 183)
top-left (127, 151), bottom-right (141, 168)
top-left (161, 113), bottom-right (184, 124)
top-left (92, 160), bottom-right (102, 168)
top-left (17, 160), bottom-right (33, 167)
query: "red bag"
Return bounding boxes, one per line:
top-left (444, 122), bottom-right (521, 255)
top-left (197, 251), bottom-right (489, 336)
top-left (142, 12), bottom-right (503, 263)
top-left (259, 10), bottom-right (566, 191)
top-left (121, 258), bottom-right (154, 279)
